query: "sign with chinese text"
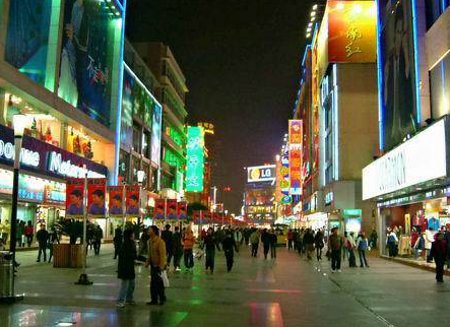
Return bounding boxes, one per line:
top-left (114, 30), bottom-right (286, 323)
top-left (289, 120), bottom-right (302, 196)
top-left (185, 127), bottom-right (205, 192)
top-left (327, 0), bottom-right (377, 63)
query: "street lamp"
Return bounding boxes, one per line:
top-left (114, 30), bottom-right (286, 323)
top-left (5, 114), bottom-right (28, 302)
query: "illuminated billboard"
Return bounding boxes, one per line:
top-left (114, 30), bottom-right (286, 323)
top-left (289, 120), bottom-right (302, 196)
top-left (185, 127), bottom-right (205, 192)
top-left (378, 0), bottom-right (418, 150)
top-left (327, 1), bottom-right (377, 63)
top-left (247, 165), bottom-right (276, 183)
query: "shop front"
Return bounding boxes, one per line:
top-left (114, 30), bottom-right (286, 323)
top-left (363, 117), bottom-right (450, 256)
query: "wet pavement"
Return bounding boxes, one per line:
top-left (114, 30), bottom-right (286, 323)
top-left (1, 246), bottom-right (449, 327)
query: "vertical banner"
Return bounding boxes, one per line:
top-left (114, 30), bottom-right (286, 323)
top-left (108, 186), bottom-right (124, 217)
top-left (126, 186), bottom-right (140, 216)
top-left (87, 178), bottom-right (107, 217)
top-left (193, 211), bottom-right (201, 224)
top-left (186, 126), bottom-right (205, 192)
top-left (154, 199), bottom-right (165, 219)
top-left (289, 120), bottom-right (303, 199)
top-left (177, 201), bottom-right (188, 220)
top-left (166, 199), bottom-right (178, 220)
top-left (66, 178), bottom-right (84, 217)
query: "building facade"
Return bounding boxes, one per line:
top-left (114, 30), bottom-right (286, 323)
top-left (132, 42), bottom-right (188, 199)
top-left (0, 0), bottom-right (125, 238)
top-left (363, 0), bottom-right (450, 255)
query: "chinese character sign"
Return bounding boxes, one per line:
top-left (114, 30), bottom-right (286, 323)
top-left (185, 127), bottom-right (205, 192)
top-left (289, 120), bottom-right (302, 196)
top-left (327, 1), bottom-right (377, 63)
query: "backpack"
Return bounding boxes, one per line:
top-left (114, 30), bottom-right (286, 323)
top-left (387, 235), bottom-right (396, 244)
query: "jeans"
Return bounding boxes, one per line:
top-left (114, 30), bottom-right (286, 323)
top-left (26, 235), bottom-right (33, 247)
top-left (37, 244), bottom-right (47, 261)
top-left (348, 249), bottom-right (356, 267)
top-left (117, 278), bottom-right (135, 303)
top-left (251, 243), bottom-right (258, 257)
top-left (166, 250), bottom-right (173, 267)
top-left (263, 244), bottom-right (270, 259)
top-left (94, 241), bottom-right (101, 255)
top-left (358, 249), bottom-right (368, 267)
top-left (173, 251), bottom-right (182, 269)
top-left (184, 249), bottom-right (194, 269)
top-left (150, 266), bottom-right (165, 303)
top-left (316, 247), bottom-right (323, 261)
top-left (331, 249), bottom-right (341, 270)
top-left (387, 242), bottom-right (397, 257)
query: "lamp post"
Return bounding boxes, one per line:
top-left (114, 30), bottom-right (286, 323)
top-left (3, 115), bottom-right (28, 303)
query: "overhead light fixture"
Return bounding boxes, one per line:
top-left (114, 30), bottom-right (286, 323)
top-left (306, 33), bottom-right (311, 38)
top-left (311, 16), bottom-right (316, 22)
top-left (308, 22), bottom-right (313, 27)
top-left (312, 4), bottom-right (318, 10)
top-left (307, 27), bottom-right (312, 33)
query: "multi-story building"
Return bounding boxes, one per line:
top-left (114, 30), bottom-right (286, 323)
top-left (294, 1), bottom-right (379, 233)
top-left (0, 0), bottom-right (125, 236)
top-left (362, 0), bottom-right (450, 254)
top-left (132, 42), bottom-right (188, 199)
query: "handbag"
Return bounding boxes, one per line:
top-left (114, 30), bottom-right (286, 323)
top-left (160, 270), bottom-right (170, 288)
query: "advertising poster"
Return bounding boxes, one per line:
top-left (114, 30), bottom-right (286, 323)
top-left (120, 68), bottom-right (134, 149)
top-left (186, 127), bottom-right (205, 192)
top-left (327, 1), bottom-right (377, 63)
top-left (177, 201), bottom-right (188, 220)
top-left (154, 199), bottom-right (165, 219)
top-left (108, 186), bottom-right (124, 217)
top-left (151, 102), bottom-right (163, 166)
top-left (126, 186), bottom-right (140, 216)
top-left (247, 165), bottom-right (276, 184)
top-left (87, 178), bottom-right (106, 217)
top-left (5, 0), bottom-right (53, 87)
top-left (58, 0), bottom-right (118, 126)
top-left (379, 0), bottom-right (417, 150)
top-left (66, 178), bottom-right (85, 217)
top-left (166, 199), bottom-right (178, 220)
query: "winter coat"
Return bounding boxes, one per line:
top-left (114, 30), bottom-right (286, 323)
top-left (147, 236), bottom-right (167, 269)
top-left (183, 232), bottom-right (196, 250)
top-left (117, 239), bottom-right (137, 280)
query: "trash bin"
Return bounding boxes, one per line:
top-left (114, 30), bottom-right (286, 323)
top-left (0, 252), bottom-right (13, 298)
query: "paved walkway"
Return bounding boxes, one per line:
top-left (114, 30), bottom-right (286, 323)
top-left (1, 246), bottom-right (449, 327)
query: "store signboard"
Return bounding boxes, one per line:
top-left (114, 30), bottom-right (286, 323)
top-left (185, 127), bottom-right (205, 192)
top-left (247, 165), bottom-right (276, 183)
top-left (0, 124), bottom-right (107, 179)
top-left (289, 120), bottom-right (302, 196)
top-left (363, 119), bottom-right (447, 200)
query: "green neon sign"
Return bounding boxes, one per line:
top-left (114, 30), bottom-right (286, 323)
top-left (185, 127), bottom-right (205, 192)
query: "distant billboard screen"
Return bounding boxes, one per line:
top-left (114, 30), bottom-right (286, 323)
top-left (247, 165), bottom-right (276, 184)
top-left (185, 127), bottom-right (205, 192)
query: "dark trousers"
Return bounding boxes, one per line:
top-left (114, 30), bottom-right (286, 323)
top-left (270, 244), bottom-right (277, 258)
top-left (166, 250), bottom-right (173, 266)
top-left (94, 241), bottom-right (101, 255)
top-left (173, 251), bottom-right (182, 268)
top-left (205, 249), bottom-right (215, 272)
top-left (37, 244), bottom-right (47, 261)
top-left (387, 242), bottom-right (397, 257)
top-left (263, 244), bottom-right (270, 259)
top-left (26, 235), bottom-right (33, 247)
top-left (288, 239), bottom-right (293, 250)
top-left (251, 243), bottom-right (258, 257)
top-left (435, 258), bottom-right (445, 282)
top-left (184, 249), bottom-right (194, 268)
top-left (225, 250), bottom-right (234, 272)
top-left (331, 249), bottom-right (341, 270)
top-left (150, 266), bottom-right (165, 303)
top-left (48, 244), bottom-right (54, 262)
top-left (316, 247), bottom-right (323, 261)
top-left (358, 249), bottom-right (368, 267)
top-left (297, 242), bottom-right (303, 255)
top-left (348, 249), bottom-right (357, 267)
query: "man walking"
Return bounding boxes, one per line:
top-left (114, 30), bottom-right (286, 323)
top-left (222, 231), bottom-right (239, 272)
top-left (161, 224), bottom-right (174, 267)
top-left (261, 229), bottom-right (271, 260)
top-left (328, 227), bottom-right (343, 273)
top-left (94, 225), bottom-right (103, 255)
top-left (36, 225), bottom-right (49, 262)
top-left (250, 229), bottom-right (260, 257)
top-left (145, 226), bottom-right (167, 305)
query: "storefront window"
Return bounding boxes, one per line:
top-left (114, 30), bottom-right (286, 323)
top-left (131, 155), bottom-right (140, 184)
top-left (2, 92), bottom-right (62, 147)
top-left (5, 0), bottom-right (60, 91)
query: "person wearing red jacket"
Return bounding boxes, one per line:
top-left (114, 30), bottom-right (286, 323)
top-left (430, 232), bottom-right (448, 283)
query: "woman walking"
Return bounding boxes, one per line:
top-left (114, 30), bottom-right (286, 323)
top-left (116, 229), bottom-right (137, 308)
top-left (356, 232), bottom-right (369, 268)
top-left (182, 227), bottom-right (196, 272)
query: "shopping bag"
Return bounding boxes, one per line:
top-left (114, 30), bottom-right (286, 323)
top-left (160, 270), bottom-right (170, 288)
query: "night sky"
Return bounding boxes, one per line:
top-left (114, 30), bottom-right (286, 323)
top-left (126, 0), bottom-right (314, 213)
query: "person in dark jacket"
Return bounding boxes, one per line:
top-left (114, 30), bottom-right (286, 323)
top-left (36, 225), bottom-right (49, 262)
top-left (116, 229), bottom-right (137, 308)
top-left (161, 224), bottom-right (174, 267)
top-left (93, 225), bottom-right (103, 255)
top-left (303, 229), bottom-right (315, 260)
top-left (314, 230), bottom-right (325, 261)
top-left (47, 227), bottom-right (60, 263)
top-left (172, 226), bottom-right (183, 271)
top-left (113, 226), bottom-right (123, 260)
top-left (269, 229), bottom-right (278, 259)
top-left (430, 232), bottom-right (448, 283)
top-left (222, 231), bottom-right (238, 272)
top-left (203, 227), bottom-right (219, 273)
top-left (261, 229), bottom-right (271, 260)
